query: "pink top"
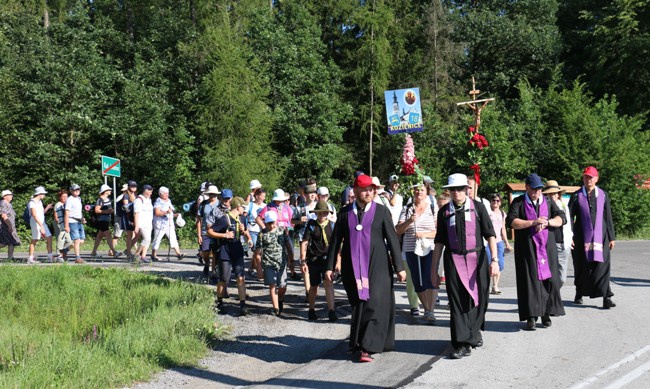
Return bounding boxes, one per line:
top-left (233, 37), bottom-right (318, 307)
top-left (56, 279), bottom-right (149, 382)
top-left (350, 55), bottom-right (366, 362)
top-left (257, 202), bottom-right (293, 228)
top-left (489, 209), bottom-right (505, 243)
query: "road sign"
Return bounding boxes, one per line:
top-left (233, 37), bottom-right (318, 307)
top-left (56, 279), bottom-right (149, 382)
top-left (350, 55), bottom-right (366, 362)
top-left (101, 156), bottom-right (121, 177)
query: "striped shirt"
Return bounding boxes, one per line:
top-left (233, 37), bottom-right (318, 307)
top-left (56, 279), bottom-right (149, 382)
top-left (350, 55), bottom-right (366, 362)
top-left (399, 204), bottom-right (436, 252)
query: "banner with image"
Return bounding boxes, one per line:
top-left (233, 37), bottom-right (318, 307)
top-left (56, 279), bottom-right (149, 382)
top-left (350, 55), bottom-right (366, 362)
top-left (384, 88), bottom-right (424, 134)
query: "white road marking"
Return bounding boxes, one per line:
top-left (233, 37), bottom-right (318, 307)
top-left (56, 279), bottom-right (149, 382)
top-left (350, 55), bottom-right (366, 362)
top-left (604, 360), bottom-right (650, 389)
top-left (568, 345), bottom-right (650, 389)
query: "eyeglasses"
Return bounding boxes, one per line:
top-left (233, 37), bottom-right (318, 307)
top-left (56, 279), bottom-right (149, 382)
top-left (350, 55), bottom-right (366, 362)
top-left (491, 199), bottom-right (501, 203)
top-left (448, 187), bottom-right (466, 192)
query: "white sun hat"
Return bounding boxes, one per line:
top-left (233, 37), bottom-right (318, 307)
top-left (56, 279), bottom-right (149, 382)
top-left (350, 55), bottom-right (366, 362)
top-left (443, 173), bottom-right (469, 188)
top-left (271, 189), bottom-right (289, 201)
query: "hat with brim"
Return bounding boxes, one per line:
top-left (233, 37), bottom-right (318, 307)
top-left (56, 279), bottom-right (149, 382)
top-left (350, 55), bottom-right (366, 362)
top-left (443, 173), bottom-right (469, 188)
top-left (304, 184), bottom-right (317, 194)
top-left (99, 184), bottom-right (112, 194)
top-left (371, 177), bottom-right (385, 190)
top-left (33, 186), bottom-right (47, 196)
top-left (250, 179), bottom-right (262, 190)
top-left (204, 185), bottom-right (221, 195)
top-left (2, 190), bottom-right (13, 198)
top-left (310, 200), bottom-right (333, 214)
top-left (231, 196), bottom-right (247, 209)
top-left (542, 180), bottom-right (565, 195)
top-left (271, 189), bottom-right (290, 202)
top-left (121, 184), bottom-right (128, 192)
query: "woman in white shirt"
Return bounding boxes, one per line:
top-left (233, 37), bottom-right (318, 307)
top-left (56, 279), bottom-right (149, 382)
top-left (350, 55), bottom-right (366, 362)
top-left (28, 186), bottom-right (54, 263)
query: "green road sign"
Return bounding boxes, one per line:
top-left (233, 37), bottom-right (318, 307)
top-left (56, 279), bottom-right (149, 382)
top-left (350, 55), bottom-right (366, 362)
top-left (101, 156), bottom-right (121, 177)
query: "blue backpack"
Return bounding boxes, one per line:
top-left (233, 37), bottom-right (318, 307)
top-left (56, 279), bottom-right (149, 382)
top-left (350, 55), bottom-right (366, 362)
top-left (22, 203), bottom-right (31, 224)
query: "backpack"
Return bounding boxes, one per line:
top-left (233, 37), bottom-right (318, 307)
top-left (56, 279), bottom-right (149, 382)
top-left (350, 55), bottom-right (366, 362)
top-left (22, 203), bottom-right (31, 224)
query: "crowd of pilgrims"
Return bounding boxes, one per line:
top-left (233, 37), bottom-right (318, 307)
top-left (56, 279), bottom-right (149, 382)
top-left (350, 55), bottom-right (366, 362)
top-left (0, 166), bottom-right (615, 361)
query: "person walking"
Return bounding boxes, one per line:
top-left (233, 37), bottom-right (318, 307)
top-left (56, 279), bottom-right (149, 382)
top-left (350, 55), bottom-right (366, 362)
top-left (246, 188), bottom-right (266, 279)
top-left (151, 186), bottom-right (185, 261)
top-left (52, 189), bottom-right (71, 262)
top-left (396, 183), bottom-right (438, 323)
top-left (64, 184), bottom-right (86, 263)
top-left (27, 186), bottom-right (54, 263)
top-left (507, 173), bottom-right (566, 330)
top-left (542, 180), bottom-right (572, 287)
top-left (569, 166), bottom-right (616, 309)
top-left (90, 184), bottom-right (120, 260)
top-left (110, 183), bottom-right (128, 256)
top-left (120, 181), bottom-right (138, 259)
top-left (0, 190), bottom-right (21, 261)
top-left (255, 211), bottom-right (292, 316)
top-left (431, 173), bottom-right (498, 359)
top-left (133, 184), bottom-right (154, 263)
top-left (487, 193), bottom-right (512, 294)
top-left (325, 174), bottom-right (406, 363)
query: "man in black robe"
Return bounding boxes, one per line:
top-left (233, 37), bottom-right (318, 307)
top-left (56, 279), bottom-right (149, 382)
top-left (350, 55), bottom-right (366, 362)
top-left (431, 174), bottom-right (498, 359)
top-left (569, 166), bottom-right (616, 309)
top-left (507, 173), bottom-right (566, 330)
top-left (326, 174), bottom-right (406, 363)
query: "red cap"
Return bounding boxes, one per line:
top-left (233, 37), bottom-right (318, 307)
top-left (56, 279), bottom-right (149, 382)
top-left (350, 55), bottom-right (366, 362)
top-left (583, 166), bottom-right (599, 177)
top-left (354, 174), bottom-right (375, 188)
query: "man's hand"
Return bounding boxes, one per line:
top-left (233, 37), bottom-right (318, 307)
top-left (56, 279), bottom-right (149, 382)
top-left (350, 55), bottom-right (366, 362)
top-left (609, 240), bottom-right (616, 250)
top-left (325, 270), bottom-right (334, 282)
top-left (396, 270), bottom-right (406, 283)
top-left (223, 230), bottom-right (234, 239)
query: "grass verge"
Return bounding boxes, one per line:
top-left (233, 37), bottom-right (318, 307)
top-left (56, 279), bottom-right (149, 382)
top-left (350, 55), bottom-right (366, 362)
top-left (0, 266), bottom-right (225, 388)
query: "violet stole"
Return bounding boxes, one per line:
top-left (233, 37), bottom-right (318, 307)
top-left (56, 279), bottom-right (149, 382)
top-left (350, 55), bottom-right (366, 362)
top-left (523, 194), bottom-right (552, 281)
top-left (446, 201), bottom-right (480, 306)
top-left (577, 187), bottom-right (605, 262)
top-left (347, 202), bottom-right (377, 301)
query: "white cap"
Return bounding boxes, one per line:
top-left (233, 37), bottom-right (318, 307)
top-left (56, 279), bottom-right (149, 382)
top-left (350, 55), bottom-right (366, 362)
top-left (99, 184), bottom-right (112, 194)
top-left (317, 187), bottom-right (329, 196)
top-left (159, 186), bottom-right (169, 194)
top-left (204, 185), bottom-right (221, 195)
top-left (443, 173), bottom-right (469, 188)
top-left (1, 190), bottom-right (12, 197)
top-left (264, 211), bottom-right (278, 224)
top-left (33, 186), bottom-right (47, 196)
top-left (250, 179), bottom-right (262, 190)
top-left (271, 189), bottom-right (289, 201)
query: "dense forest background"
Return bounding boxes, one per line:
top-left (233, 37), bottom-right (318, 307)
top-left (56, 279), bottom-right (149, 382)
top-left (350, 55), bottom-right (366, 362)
top-left (0, 0), bottom-right (648, 235)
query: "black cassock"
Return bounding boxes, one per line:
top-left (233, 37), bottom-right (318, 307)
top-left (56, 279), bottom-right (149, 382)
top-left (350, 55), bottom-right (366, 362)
top-left (435, 199), bottom-right (495, 348)
top-left (507, 196), bottom-right (566, 321)
top-left (327, 202), bottom-right (403, 354)
top-left (568, 188), bottom-right (616, 299)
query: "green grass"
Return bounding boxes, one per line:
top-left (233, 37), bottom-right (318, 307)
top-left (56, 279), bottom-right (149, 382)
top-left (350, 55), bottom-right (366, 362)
top-left (0, 266), bottom-right (226, 388)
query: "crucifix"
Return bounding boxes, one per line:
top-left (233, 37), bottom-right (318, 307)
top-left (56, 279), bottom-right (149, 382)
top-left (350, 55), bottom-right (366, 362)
top-left (456, 76), bottom-right (495, 132)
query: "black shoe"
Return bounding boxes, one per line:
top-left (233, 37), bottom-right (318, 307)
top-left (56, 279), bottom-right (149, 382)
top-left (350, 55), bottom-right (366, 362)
top-left (308, 309), bottom-right (318, 321)
top-left (603, 298), bottom-right (616, 309)
top-left (410, 308), bottom-right (420, 316)
top-left (450, 345), bottom-right (471, 359)
top-left (475, 332), bottom-right (483, 348)
top-left (216, 301), bottom-right (224, 314)
top-left (203, 265), bottom-right (209, 276)
top-left (279, 300), bottom-right (284, 314)
top-left (239, 307), bottom-right (250, 316)
top-left (328, 310), bottom-right (338, 322)
top-left (271, 308), bottom-right (281, 317)
top-left (542, 315), bottom-right (552, 327)
top-left (526, 317), bottom-right (537, 330)
top-left (574, 295), bottom-right (583, 305)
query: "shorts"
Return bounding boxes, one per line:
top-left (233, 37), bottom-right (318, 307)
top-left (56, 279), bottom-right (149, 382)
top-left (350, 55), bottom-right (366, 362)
top-left (69, 223), bottom-right (86, 241)
top-left (249, 231), bottom-right (259, 251)
top-left (405, 251), bottom-right (436, 293)
top-left (486, 241), bottom-right (505, 271)
top-left (95, 221), bottom-right (110, 232)
top-left (201, 235), bottom-right (213, 252)
top-left (57, 230), bottom-right (72, 251)
top-left (139, 225), bottom-right (152, 247)
top-left (218, 257), bottom-right (245, 283)
top-left (30, 220), bottom-right (52, 241)
top-left (307, 260), bottom-right (327, 286)
top-left (113, 222), bottom-right (123, 238)
top-left (263, 265), bottom-right (287, 288)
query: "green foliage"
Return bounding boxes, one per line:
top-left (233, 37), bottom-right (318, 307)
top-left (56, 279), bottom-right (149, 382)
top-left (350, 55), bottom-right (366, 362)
top-left (0, 266), bottom-right (223, 387)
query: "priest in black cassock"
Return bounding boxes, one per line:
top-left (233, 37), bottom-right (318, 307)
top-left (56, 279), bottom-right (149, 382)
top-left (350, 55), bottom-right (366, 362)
top-left (507, 173), bottom-right (566, 331)
top-left (568, 166), bottom-right (616, 309)
top-left (431, 173), bottom-right (498, 360)
top-left (326, 174), bottom-right (406, 363)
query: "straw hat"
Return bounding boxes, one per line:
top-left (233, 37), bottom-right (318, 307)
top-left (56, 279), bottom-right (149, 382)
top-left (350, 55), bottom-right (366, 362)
top-left (542, 180), bottom-right (565, 195)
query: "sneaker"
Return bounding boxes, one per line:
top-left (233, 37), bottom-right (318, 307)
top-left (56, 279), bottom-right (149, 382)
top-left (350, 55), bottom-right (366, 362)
top-left (140, 257), bottom-right (150, 263)
top-left (177, 253), bottom-right (186, 260)
top-left (308, 309), bottom-right (318, 321)
top-left (151, 256), bottom-right (161, 262)
top-left (328, 310), bottom-right (338, 322)
top-left (410, 308), bottom-right (420, 316)
top-left (239, 307), bottom-right (250, 317)
top-left (247, 268), bottom-right (257, 278)
top-left (57, 257), bottom-right (65, 263)
top-left (27, 258), bottom-right (39, 265)
top-left (113, 252), bottom-right (122, 259)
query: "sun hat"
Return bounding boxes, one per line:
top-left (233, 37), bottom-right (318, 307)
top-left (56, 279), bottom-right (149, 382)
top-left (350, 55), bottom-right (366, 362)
top-left (271, 189), bottom-right (289, 201)
top-left (204, 185), bottom-right (221, 195)
top-left (199, 181), bottom-right (211, 192)
top-left (221, 189), bottom-right (233, 199)
top-left (250, 179), bottom-right (262, 190)
top-left (99, 184), bottom-right (112, 194)
top-left (525, 173), bottom-right (544, 189)
top-left (231, 196), bottom-right (246, 209)
top-left (443, 174), bottom-right (469, 188)
top-left (304, 184), bottom-right (317, 194)
top-left (2, 190), bottom-right (13, 198)
top-left (317, 187), bottom-right (330, 196)
top-left (542, 180), bottom-right (565, 195)
top-left (158, 186), bottom-right (169, 194)
top-left (371, 176), bottom-right (385, 190)
top-left (142, 184), bottom-right (153, 191)
top-left (70, 184), bottom-right (81, 191)
top-left (310, 200), bottom-right (334, 214)
top-left (121, 184), bottom-right (128, 192)
top-left (33, 186), bottom-right (48, 196)
top-left (264, 211), bottom-right (278, 224)
top-left (389, 174), bottom-right (399, 183)
top-left (354, 174), bottom-right (375, 188)
top-left (583, 166), bottom-right (599, 177)
top-left (423, 175), bottom-right (434, 185)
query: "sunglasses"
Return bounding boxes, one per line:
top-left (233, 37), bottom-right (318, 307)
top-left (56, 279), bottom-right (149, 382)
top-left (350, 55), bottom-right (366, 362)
top-left (448, 187), bottom-right (466, 192)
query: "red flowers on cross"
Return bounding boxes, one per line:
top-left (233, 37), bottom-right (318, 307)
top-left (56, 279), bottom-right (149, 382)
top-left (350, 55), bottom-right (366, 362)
top-left (468, 129), bottom-right (489, 150)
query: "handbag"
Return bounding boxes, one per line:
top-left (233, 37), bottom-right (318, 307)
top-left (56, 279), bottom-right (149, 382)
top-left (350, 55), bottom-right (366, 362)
top-left (413, 237), bottom-right (431, 257)
top-left (176, 214), bottom-right (186, 228)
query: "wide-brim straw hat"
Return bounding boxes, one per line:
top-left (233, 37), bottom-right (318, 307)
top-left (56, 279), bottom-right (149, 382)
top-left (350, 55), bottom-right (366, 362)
top-left (542, 180), bottom-right (565, 195)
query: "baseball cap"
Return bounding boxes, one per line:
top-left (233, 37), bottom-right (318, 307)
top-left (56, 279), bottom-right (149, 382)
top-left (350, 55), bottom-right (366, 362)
top-left (70, 184), bottom-right (81, 191)
top-left (264, 211), bottom-right (278, 224)
top-left (127, 180), bottom-right (138, 187)
top-left (317, 187), bottom-right (329, 196)
top-left (583, 166), bottom-right (599, 177)
top-left (354, 174), bottom-right (375, 188)
top-left (1, 190), bottom-right (12, 197)
top-left (525, 173), bottom-right (544, 189)
top-left (142, 184), bottom-right (153, 191)
top-left (221, 189), bottom-right (233, 199)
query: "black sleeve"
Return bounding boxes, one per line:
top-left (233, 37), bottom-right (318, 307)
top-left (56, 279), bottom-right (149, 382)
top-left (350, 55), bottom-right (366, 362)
top-left (434, 204), bottom-right (448, 245)
top-left (549, 198), bottom-right (566, 225)
top-left (302, 220), bottom-right (313, 243)
top-left (568, 192), bottom-right (579, 232)
top-left (326, 208), bottom-right (346, 271)
top-left (506, 196), bottom-right (524, 229)
top-left (604, 191), bottom-right (616, 241)
top-left (211, 215), bottom-right (229, 233)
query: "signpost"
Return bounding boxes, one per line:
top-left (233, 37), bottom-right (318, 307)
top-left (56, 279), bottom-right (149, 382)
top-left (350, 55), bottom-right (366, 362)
top-left (101, 156), bottom-right (121, 218)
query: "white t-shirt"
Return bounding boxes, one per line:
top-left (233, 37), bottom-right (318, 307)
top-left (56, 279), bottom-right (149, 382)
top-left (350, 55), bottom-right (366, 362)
top-left (134, 195), bottom-right (154, 228)
top-left (247, 202), bottom-right (265, 233)
top-left (65, 196), bottom-right (83, 223)
top-left (28, 198), bottom-right (45, 224)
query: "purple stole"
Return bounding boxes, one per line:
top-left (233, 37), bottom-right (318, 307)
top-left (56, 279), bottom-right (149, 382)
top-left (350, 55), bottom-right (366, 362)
top-left (347, 201), bottom-right (377, 301)
top-left (446, 200), bottom-right (480, 306)
top-left (577, 187), bottom-right (605, 262)
top-left (523, 194), bottom-right (552, 281)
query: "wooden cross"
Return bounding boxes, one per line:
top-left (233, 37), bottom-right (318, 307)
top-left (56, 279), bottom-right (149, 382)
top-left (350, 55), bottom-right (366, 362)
top-left (456, 76), bottom-right (495, 132)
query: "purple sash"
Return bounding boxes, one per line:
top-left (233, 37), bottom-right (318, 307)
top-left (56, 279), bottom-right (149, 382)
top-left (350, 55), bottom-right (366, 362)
top-left (347, 201), bottom-right (377, 301)
top-left (577, 187), bottom-right (605, 262)
top-left (523, 194), bottom-right (552, 281)
top-left (446, 200), bottom-right (479, 306)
